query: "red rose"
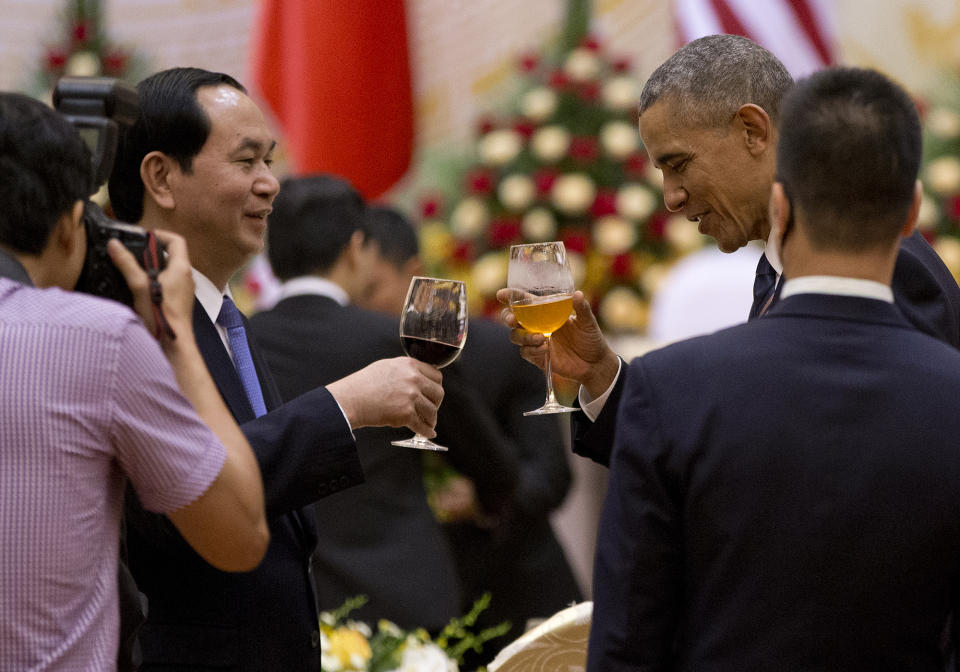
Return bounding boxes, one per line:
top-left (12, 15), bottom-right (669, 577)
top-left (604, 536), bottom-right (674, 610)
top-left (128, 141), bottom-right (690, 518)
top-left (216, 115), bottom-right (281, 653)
top-left (591, 189), bottom-right (618, 217)
top-left (625, 153), bottom-right (647, 176)
top-left (612, 57), bottom-right (631, 73)
top-left (577, 82), bottom-right (601, 102)
top-left (580, 35), bottom-right (601, 52)
top-left (569, 136), bottom-right (597, 161)
top-left (72, 20), bottom-right (90, 44)
top-left (532, 169), bottom-right (557, 196)
top-left (476, 116), bottom-right (496, 135)
top-left (949, 195), bottom-right (960, 221)
top-left (646, 212), bottom-right (669, 239)
top-left (452, 240), bottom-right (474, 262)
top-left (562, 229), bottom-right (588, 254)
top-left (103, 49), bottom-right (128, 75)
top-left (466, 169), bottom-right (494, 195)
top-left (488, 218), bottom-right (522, 248)
top-left (548, 70), bottom-right (569, 89)
top-left (611, 253), bottom-right (633, 279)
top-left (46, 46), bottom-right (68, 70)
top-left (513, 119), bottom-right (535, 139)
top-left (519, 53), bottom-right (539, 72)
top-left (419, 195), bottom-right (442, 218)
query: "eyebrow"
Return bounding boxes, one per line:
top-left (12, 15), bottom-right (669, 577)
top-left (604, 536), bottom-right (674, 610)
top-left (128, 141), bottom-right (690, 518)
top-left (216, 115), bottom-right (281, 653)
top-left (232, 138), bottom-right (277, 155)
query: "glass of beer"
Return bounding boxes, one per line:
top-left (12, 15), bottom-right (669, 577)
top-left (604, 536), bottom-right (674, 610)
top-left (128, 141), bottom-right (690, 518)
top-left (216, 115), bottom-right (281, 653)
top-left (507, 241), bottom-right (578, 415)
top-left (392, 276), bottom-right (468, 451)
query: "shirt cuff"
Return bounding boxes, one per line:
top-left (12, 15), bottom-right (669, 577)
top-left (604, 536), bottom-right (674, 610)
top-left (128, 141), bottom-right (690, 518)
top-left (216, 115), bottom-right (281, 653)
top-left (577, 357), bottom-right (623, 422)
top-left (331, 397), bottom-right (356, 440)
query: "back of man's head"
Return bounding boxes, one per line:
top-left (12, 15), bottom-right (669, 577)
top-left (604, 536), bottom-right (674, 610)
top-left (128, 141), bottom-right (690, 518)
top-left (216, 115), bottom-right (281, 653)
top-left (0, 93), bottom-right (92, 255)
top-left (639, 34), bottom-right (793, 130)
top-left (365, 205), bottom-right (419, 270)
top-left (109, 67), bottom-right (245, 223)
top-left (777, 67), bottom-right (921, 251)
top-left (267, 174), bottom-right (366, 281)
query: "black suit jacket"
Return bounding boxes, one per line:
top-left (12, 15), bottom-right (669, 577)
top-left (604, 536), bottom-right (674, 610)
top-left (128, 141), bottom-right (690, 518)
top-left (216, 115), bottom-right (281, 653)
top-left (248, 294), bottom-right (464, 632)
top-left (125, 300), bottom-right (363, 671)
top-left (572, 232), bottom-right (960, 467)
top-left (588, 293), bottom-right (960, 670)
top-left (443, 318), bottom-right (582, 666)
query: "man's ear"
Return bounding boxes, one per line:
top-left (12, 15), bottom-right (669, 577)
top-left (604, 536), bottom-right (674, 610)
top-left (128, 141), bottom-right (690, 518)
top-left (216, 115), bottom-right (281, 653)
top-left (769, 182), bottom-right (790, 239)
top-left (140, 151), bottom-right (178, 211)
top-left (902, 180), bottom-right (922, 239)
top-left (736, 104), bottom-right (773, 157)
top-left (402, 255), bottom-right (425, 278)
top-left (55, 199), bottom-right (86, 253)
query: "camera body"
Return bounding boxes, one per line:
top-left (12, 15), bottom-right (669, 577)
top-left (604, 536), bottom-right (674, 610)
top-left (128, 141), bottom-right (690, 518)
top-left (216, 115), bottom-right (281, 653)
top-left (52, 76), bottom-right (164, 306)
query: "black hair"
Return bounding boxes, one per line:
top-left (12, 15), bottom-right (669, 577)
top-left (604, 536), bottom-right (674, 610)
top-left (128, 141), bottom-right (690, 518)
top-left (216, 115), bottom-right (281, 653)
top-left (777, 67), bottom-right (921, 251)
top-left (364, 204), bottom-right (419, 269)
top-left (266, 174), bottom-right (367, 281)
top-left (0, 93), bottom-right (92, 254)
top-left (108, 67), bottom-right (245, 223)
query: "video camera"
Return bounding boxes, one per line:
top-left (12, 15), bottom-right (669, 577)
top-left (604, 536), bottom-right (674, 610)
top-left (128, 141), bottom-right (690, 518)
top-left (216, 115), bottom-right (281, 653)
top-left (53, 76), bottom-right (164, 306)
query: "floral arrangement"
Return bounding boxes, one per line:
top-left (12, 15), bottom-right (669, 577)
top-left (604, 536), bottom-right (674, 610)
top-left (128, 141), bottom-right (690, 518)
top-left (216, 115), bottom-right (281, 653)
top-left (917, 79), bottom-right (960, 280)
top-left (319, 595), bottom-right (510, 672)
top-left (414, 30), bottom-right (706, 334)
top-left (29, 0), bottom-right (148, 97)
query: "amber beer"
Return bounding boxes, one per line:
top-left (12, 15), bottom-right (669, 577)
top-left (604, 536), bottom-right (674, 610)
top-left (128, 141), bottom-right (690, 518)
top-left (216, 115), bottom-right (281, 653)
top-left (512, 293), bottom-right (574, 335)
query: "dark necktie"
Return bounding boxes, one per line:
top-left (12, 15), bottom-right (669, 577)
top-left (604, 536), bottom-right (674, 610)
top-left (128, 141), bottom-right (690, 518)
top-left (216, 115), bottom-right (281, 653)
top-left (748, 254), bottom-right (779, 320)
top-left (216, 296), bottom-right (267, 418)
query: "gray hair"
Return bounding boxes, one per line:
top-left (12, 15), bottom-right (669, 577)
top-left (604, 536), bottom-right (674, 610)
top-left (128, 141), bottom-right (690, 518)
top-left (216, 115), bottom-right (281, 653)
top-left (639, 34), bottom-right (794, 130)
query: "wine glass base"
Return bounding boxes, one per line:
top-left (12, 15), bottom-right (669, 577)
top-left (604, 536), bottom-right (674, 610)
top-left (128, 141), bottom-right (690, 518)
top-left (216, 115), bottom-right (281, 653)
top-left (391, 436), bottom-right (449, 451)
top-left (523, 403), bottom-right (579, 416)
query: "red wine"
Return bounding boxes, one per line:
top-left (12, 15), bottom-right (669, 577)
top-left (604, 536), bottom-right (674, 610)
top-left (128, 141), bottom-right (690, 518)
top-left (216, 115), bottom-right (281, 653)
top-left (401, 336), bottom-right (462, 368)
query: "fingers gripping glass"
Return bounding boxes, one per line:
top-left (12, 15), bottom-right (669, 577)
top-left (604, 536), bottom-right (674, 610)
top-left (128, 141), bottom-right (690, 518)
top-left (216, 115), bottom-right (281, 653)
top-left (507, 242), bottom-right (578, 415)
top-left (392, 277), bottom-right (468, 451)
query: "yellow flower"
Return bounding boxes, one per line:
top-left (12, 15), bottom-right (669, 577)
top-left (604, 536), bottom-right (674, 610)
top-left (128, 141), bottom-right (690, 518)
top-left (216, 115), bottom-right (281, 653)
top-left (326, 626), bottom-right (372, 671)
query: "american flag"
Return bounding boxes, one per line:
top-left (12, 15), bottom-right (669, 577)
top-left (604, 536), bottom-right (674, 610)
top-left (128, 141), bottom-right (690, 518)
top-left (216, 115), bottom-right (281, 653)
top-left (674, 0), bottom-right (836, 77)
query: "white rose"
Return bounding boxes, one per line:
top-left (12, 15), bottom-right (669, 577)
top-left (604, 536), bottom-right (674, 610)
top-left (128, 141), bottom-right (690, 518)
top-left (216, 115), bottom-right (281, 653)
top-left (665, 214), bottom-right (706, 254)
top-left (521, 207), bottom-right (557, 241)
top-left (600, 120), bottom-right (640, 160)
top-left (551, 172), bottom-right (596, 215)
top-left (521, 87), bottom-right (558, 122)
top-left (599, 287), bottom-right (646, 331)
top-left (934, 236), bottom-right (960, 280)
top-left (66, 51), bottom-right (101, 77)
top-left (925, 156), bottom-right (960, 195)
top-left (479, 129), bottom-right (523, 167)
top-left (567, 250), bottom-right (586, 287)
top-left (602, 76), bottom-right (640, 111)
top-left (917, 192), bottom-right (940, 231)
top-left (471, 251), bottom-right (508, 296)
top-left (593, 215), bottom-right (636, 255)
top-left (530, 125), bottom-right (571, 163)
top-left (616, 184), bottom-right (657, 220)
top-left (450, 197), bottom-right (490, 238)
top-left (639, 263), bottom-right (669, 296)
top-left (498, 173), bottom-right (536, 211)
top-left (564, 47), bottom-right (601, 82)
top-left (387, 640), bottom-right (458, 672)
top-left (926, 107), bottom-right (960, 140)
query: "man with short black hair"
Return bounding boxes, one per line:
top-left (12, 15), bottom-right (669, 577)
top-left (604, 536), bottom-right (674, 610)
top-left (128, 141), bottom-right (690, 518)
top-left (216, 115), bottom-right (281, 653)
top-left (587, 66), bottom-right (960, 671)
top-left (110, 67), bottom-right (444, 670)
top-left (0, 92), bottom-right (268, 670)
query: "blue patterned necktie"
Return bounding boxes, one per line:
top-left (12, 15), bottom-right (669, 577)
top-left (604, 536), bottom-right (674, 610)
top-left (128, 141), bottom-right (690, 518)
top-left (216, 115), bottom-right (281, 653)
top-left (216, 296), bottom-right (267, 418)
top-left (748, 254), bottom-right (779, 320)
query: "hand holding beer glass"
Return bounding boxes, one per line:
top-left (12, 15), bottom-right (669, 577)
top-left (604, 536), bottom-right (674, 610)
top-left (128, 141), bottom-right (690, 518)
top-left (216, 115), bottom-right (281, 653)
top-left (507, 241), bottom-right (578, 415)
top-left (392, 276), bottom-right (468, 451)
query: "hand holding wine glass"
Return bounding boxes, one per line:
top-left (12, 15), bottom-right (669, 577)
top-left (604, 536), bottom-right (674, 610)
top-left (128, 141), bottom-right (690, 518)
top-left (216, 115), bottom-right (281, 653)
top-left (392, 276), bottom-right (468, 451)
top-left (507, 241), bottom-right (579, 415)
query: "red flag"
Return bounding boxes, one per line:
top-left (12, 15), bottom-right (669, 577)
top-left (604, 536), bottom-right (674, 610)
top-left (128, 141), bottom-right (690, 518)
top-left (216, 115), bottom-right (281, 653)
top-left (250, 0), bottom-right (414, 199)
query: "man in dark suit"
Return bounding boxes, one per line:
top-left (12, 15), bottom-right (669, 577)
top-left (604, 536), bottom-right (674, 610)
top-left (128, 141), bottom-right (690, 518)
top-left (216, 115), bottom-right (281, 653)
top-left (498, 34), bottom-right (960, 468)
top-left (108, 68), bottom-right (445, 670)
top-left (588, 66), bottom-right (960, 671)
top-left (360, 205), bottom-right (583, 666)
top-left (247, 174), bottom-right (470, 632)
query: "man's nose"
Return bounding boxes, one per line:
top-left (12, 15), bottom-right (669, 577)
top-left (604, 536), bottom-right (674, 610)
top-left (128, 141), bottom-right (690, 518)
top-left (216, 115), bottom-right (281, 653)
top-left (662, 177), bottom-right (687, 213)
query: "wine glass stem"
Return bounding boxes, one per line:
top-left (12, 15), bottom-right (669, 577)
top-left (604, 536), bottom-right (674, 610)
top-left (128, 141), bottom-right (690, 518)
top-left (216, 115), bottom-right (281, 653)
top-left (543, 333), bottom-right (558, 406)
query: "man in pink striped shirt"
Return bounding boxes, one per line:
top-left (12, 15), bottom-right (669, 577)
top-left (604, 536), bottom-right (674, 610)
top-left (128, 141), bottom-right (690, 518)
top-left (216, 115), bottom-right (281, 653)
top-left (0, 93), bottom-right (269, 669)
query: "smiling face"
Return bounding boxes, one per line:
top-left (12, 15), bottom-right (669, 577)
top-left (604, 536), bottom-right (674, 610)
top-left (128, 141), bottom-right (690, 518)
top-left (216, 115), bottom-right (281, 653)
top-left (166, 84), bottom-right (279, 287)
top-left (639, 98), bottom-right (773, 253)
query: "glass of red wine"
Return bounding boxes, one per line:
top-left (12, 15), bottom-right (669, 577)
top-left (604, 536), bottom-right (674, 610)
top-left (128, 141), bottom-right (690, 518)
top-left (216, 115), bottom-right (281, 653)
top-left (392, 276), bottom-right (468, 451)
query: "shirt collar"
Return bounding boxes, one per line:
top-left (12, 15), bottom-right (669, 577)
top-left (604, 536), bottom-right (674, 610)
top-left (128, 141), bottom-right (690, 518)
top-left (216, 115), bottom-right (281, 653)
top-left (764, 228), bottom-right (783, 276)
top-left (780, 275), bottom-right (894, 303)
top-left (192, 268), bottom-right (232, 324)
top-left (278, 276), bottom-right (349, 306)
